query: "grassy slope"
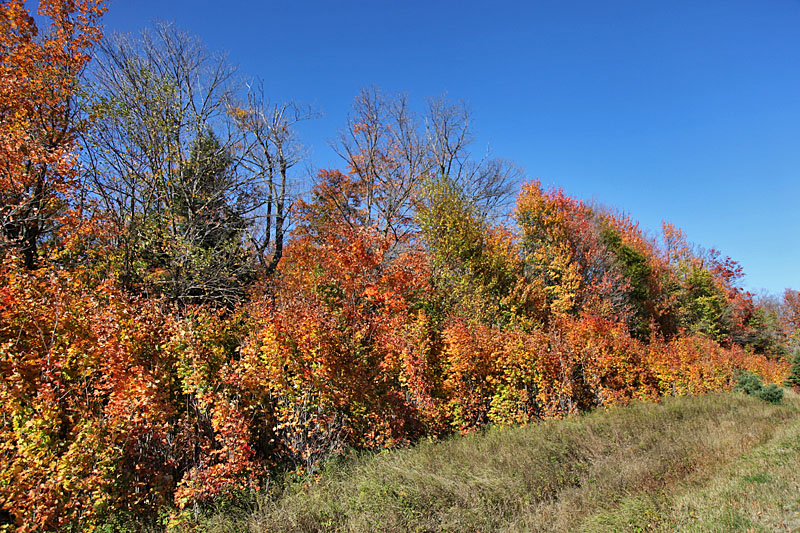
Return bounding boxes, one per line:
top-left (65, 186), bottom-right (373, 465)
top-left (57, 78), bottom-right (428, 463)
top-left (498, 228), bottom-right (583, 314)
top-left (589, 393), bottom-right (800, 532)
top-left (200, 392), bottom-right (800, 532)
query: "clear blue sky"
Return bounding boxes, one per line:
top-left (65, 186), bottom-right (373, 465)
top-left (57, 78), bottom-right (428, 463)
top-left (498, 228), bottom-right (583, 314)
top-left (98, 0), bottom-right (800, 295)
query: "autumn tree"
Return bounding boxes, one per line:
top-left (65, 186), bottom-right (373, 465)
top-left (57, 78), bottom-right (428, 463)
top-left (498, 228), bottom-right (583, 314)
top-left (81, 23), bottom-right (266, 305)
top-left (237, 168), bottom-right (435, 465)
top-left (784, 291), bottom-right (800, 388)
top-left (782, 289), bottom-right (800, 347)
top-left (599, 221), bottom-right (655, 338)
top-left (332, 88), bottom-right (521, 241)
top-left (657, 225), bottom-right (754, 345)
top-left (417, 173), bottom-right (533, 328)
top-left (745, 297), bottom-right (788, 357)
top-left (515, 181), bottom-right (633, 323)
top-left (0, 0), bottom-right (106, 269)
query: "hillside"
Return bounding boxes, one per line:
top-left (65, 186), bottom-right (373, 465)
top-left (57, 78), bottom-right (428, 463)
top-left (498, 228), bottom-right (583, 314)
top-left (194, 391), bottom-right (800, 532)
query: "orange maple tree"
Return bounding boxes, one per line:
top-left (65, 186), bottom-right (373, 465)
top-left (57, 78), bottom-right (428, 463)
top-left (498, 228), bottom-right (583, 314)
top-left (0, 0), bottom-right (106, 269)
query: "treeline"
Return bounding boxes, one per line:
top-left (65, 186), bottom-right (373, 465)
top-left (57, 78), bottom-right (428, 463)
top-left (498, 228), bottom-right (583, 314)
top-left (1, 2), bottom-right (798, 530)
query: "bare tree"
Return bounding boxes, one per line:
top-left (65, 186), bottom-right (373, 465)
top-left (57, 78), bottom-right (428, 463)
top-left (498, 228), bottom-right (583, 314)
top-left (231, 83), bottom-right (318, 275)
top-left (423, 94), bottom-right (520, 219)
top-left (333, 87), bottom-right (427, 241)
top-left (85, 22), bottom-right (240, 223)
top-left (332, 88), bottom-right (523, 242)
top-left (425, 95), bottom-right (473, 180)
top-left (81, 23), bottom-right (266, 305)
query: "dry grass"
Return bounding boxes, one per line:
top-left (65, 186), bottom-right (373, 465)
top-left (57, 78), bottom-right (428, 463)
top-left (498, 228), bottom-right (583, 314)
top-left (197, 391), bottom-right (800, 532)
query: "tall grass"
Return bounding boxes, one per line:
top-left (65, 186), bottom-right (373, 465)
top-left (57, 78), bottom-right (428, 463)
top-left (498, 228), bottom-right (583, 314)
top-left (198, 392), bottom-right (800, 532)
top-left (589, 390), bottom-right (800, 531)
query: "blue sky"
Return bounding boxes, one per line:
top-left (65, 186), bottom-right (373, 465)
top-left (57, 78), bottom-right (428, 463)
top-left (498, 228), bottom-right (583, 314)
top-left (97, 0), bottom-right (800, 295)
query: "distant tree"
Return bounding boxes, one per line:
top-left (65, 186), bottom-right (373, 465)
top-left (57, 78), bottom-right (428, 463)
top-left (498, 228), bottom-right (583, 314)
top-left (784, 351), bottom-right (800, 390)
top-left (742, 296), bottom-right (787, 357)
top-left (681, 265), bottom-right (731, 342)
top-left (783, 289), bottom-right (800, 349)
top-left (658, 225), bottom-right (750, 344)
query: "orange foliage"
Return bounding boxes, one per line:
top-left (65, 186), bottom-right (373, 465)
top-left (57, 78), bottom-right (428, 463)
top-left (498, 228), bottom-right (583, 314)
top-left (0, 264), bottom-right (176, 529)
top-left (238, 179), bottom-right (434, 466)
top-left (0, 0), bottom-right (106, 268)
top-left (0, 261), bottom-right (270, 527)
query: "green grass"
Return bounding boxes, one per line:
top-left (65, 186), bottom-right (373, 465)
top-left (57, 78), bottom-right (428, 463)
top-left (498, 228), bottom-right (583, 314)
top-left (650, 398), bottom-right (800, 531)
top-left (580, 391), bottom-right (800, 532)
top-left (193, 391), bottom-right (800, 532)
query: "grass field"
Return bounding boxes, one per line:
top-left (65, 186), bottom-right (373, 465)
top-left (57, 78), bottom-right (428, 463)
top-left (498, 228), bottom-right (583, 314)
top-left (589, 394), bottom-right (800, 532)
top-left (190, 390), bottom-right (800, 532)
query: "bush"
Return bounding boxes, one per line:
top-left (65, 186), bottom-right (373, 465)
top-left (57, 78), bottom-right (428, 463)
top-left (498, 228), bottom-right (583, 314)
top-left (757, 384), bottom-right (784, 405)
top-left (734, 371), bottom-right (783, 404)
top-left (733, 371), bottom-right (764, 396)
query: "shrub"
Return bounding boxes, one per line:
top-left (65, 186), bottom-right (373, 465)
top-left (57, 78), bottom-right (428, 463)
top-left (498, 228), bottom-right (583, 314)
top-left (733, 371), bottom-right (783, 404)
top-left (784, 351), bottom-right (800, 390)
top-left (733, 371), bottom-right (764, 396)
top-left (757, 384), bottom-right (784, 405)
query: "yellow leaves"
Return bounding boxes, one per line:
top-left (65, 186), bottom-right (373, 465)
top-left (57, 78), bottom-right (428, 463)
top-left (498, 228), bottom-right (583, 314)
top-left (256, 323), bottom-right (282, 365)
top-left (1, 0), bottom-right (107, 269)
